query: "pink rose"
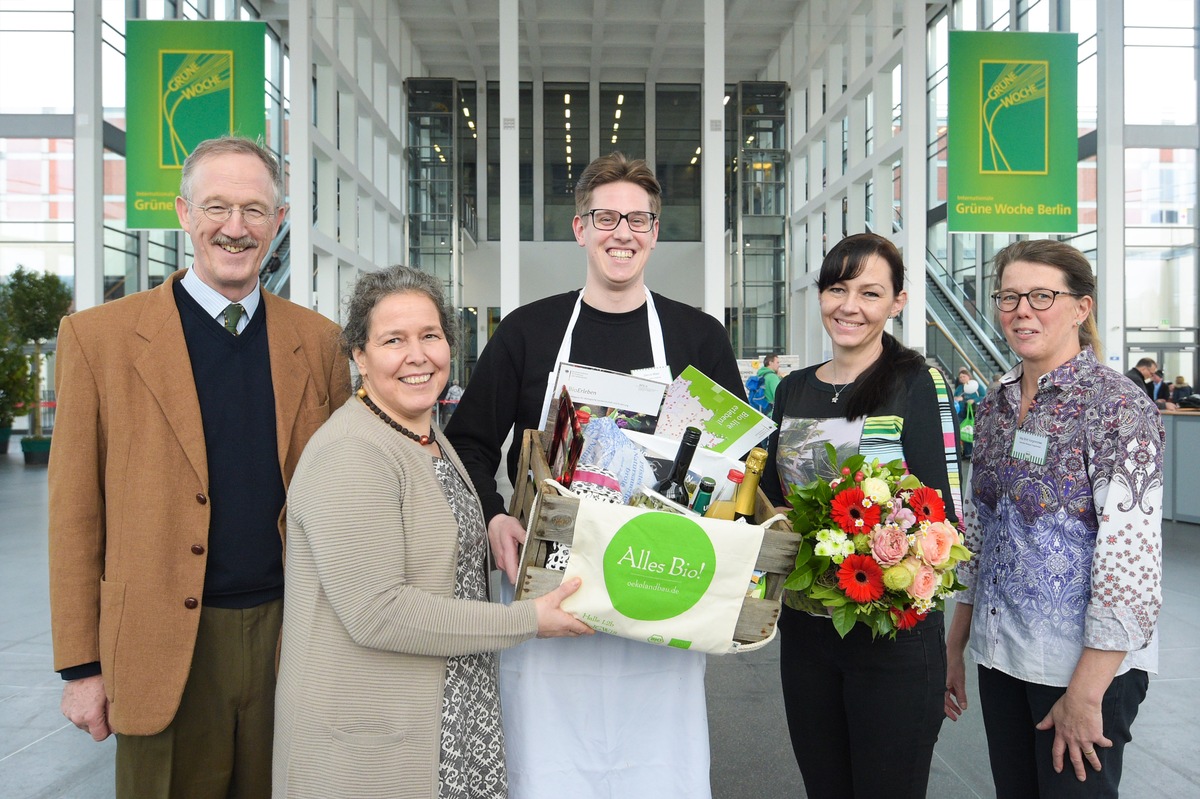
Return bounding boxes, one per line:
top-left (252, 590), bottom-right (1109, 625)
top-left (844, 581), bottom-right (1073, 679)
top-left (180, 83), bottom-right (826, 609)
top-left (918, 521), bottom-right (957, 567)
top-left (869, 525), bottom-right (909, 567)
top-left (908, 563), bottom-right (939, 600)
top-left (888, 506), bottom-right (917, 531)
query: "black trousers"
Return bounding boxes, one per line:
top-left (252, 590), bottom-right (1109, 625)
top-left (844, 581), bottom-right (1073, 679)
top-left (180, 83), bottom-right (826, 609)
top-left (778, 604), bottom-right (946, 799)
top-left (977, 665), bottom-right (1148, 799)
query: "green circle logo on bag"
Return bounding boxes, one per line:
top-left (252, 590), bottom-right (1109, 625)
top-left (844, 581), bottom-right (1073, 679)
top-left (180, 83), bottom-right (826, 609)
top-left (603, 513), bottom-right (716, 621)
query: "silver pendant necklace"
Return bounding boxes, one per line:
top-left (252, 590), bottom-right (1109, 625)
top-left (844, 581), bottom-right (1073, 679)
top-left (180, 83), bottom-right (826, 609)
top-left (830, 365), bottom-right (850, 403)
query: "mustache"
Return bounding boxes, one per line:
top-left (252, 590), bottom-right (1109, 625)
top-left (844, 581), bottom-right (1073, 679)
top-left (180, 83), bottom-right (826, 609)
top-left (211, 234), bottom-right (257, 249)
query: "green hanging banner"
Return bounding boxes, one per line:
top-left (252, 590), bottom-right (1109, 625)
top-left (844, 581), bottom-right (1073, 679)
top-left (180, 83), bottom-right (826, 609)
top-left (947, 31), bottom-right (1078, 233)
top-left (125, 20), bottom-right (266, 229)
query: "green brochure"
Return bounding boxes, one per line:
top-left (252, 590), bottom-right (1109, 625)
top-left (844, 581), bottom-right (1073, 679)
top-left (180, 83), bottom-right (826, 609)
top-left (656, 366), bottom-right (776, 459)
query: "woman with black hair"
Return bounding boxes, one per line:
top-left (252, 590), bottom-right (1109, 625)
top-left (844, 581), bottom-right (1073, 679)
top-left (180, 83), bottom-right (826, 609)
top-left (761, 232), bottom-right (963, 799)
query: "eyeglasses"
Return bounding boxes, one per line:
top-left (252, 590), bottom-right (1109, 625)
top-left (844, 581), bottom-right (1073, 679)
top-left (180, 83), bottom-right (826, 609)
top-left (183, 198), bottom-right (276, 226)
top-left (991, 289), bottom-right (1081, 312)
top-left (584, 209), bottom-right (658, 233)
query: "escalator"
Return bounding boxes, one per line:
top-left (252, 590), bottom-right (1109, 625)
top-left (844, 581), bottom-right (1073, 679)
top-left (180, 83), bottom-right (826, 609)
top-left (259, 219), bottom-right (291, 298)
top-left (875, 212), bottom-right (1015, 382)
top-left (924, 252), bottom-right (1015, 381)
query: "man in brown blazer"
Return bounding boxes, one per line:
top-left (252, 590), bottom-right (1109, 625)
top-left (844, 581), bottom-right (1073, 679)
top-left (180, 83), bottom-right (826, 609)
top-left (48, 136), bottom-right (350, 798)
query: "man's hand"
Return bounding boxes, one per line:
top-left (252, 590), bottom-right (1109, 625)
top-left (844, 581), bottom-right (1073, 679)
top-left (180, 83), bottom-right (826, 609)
top-left (61, 674), bottom-right (111, 741)
top-left (488, 513), bottom-right (527, 584)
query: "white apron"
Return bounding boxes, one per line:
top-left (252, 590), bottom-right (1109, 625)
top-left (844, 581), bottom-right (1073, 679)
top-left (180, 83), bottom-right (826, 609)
top-left (502, 287), bottom-right (712, 799)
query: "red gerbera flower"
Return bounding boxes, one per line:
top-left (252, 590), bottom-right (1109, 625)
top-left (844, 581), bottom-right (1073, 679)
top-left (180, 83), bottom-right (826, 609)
top-left (837, 554), bottom-right (885, 603)
top-left (830, 488), bottom-right (882, 532)
top-left (909, 487), bottom-right (946, 523)
top-left (890, 606), bottom-right (928, 630)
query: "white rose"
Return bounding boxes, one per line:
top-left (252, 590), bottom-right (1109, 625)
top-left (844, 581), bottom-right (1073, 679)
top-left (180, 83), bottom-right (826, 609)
top-left (860, 477), bottom-right (892, 505)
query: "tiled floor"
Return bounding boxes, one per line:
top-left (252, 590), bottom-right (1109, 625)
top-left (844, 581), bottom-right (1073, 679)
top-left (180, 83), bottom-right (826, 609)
top-left (2, 444), bottom-right (1197, 797)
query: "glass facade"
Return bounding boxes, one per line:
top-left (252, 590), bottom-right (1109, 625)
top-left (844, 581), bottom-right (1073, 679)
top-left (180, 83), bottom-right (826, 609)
top-left (1, 1), bottom-right (1197, 384)
top-left (655, 85), bottom-right (702, 241)
top-left (544, 83), bottom-right (589, 241)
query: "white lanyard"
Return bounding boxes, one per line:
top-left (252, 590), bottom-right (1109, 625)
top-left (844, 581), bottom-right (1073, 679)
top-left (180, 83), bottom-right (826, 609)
top-left (539, 287), bottom-right (669, 426)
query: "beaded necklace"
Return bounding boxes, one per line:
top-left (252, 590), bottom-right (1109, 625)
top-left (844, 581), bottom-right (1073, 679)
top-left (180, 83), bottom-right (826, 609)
top-left (357, 388), bottom-right (435, 446)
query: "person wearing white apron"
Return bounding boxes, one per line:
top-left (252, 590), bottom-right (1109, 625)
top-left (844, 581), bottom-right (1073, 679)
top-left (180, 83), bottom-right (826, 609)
top-left (444, 153), bottom-right (745, 799)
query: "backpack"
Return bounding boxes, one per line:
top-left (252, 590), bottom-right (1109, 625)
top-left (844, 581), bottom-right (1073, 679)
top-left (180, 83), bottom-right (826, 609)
top-left (745, 374), bottom-right (770, 414)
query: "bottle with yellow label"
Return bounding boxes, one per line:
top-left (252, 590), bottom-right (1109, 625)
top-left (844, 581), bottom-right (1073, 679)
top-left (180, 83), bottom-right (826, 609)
top-left (703, 469), bottom-right (744, 520)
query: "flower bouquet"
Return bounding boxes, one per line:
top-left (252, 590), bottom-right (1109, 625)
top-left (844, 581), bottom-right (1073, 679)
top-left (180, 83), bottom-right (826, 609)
top-left (783, 443), bottom-right (971, 639)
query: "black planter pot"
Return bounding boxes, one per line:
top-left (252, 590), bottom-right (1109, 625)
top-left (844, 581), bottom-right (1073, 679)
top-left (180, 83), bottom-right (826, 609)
top-left (21, 436), bottom-right (51, 466)
top-left (0, 426), bottom-right (11, 453)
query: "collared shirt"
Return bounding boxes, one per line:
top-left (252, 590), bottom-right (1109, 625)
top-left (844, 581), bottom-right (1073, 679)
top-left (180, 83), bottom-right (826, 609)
top-left (960, 347), bottom-right (1163, 686)
top-left (181, 267), bottom-right (261, 334)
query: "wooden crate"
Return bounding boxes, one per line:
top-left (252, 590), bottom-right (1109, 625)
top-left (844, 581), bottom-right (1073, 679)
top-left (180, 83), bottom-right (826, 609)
top-left (510, 428), bottom-right (799, 647)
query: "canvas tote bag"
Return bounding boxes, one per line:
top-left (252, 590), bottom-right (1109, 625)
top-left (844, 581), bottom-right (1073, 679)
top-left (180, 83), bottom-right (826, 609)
top-left (558, 493), bottom-right (765, 655)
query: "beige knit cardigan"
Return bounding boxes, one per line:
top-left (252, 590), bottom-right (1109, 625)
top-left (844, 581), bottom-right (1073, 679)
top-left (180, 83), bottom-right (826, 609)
top-left (273, 398), bottom-right (539, 798)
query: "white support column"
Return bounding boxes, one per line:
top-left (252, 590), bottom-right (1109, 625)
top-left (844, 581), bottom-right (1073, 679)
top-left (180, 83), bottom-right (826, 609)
top-left (1096, 0), bottom-right (1125, 369)
top-left (532, 75), bottom-right (544, 241)
top-left (702, 0), bottom-right (725, 322)
top-left (475, 79), bottom-right (488, 239)
top-left (73, 0), bottom-right (103, 310)
top-left (499, 0), bottom-right (520, 316)
top-left (899, 0), bottom-right (927, 351)
top-left (289, 0), bottom-right (315, 311)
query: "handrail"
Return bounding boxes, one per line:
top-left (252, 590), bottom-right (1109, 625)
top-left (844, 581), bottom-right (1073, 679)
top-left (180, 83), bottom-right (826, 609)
top-left (926, 318), bottom-right (988, 386)
top-left (924, 256), bottom-right (1013, 374)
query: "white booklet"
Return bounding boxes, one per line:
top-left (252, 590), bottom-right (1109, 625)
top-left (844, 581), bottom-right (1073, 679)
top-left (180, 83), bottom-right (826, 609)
top-left (550, 362), bottom-right (670, 433)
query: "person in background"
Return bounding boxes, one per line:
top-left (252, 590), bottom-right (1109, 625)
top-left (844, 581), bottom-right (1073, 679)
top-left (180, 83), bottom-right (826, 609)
top-left (273, 265), bottom-right (591, 798)
top-left (761, 232), bottom-right (962, 799)
top-left (1149, 370), bottom-right (1177, 410)
top-left (1172, 375), bottom-right (1194, 402)
top-left (444, 152), bottom-right (743, 798)
top-left (954, 367), bottom-right (985, 410)
top-left (946, 239), bottom-right (1162, 799)
top-left (48, 136), bottom-right (351, 798)
top-left (953, 368), bottom-right (985, 460)
top-left (1124, 357), bottom-right (1157, 399)
top-left (442, 378), bottom-right (465, 424)
top-left (757, 352), bottom-right (783, 412)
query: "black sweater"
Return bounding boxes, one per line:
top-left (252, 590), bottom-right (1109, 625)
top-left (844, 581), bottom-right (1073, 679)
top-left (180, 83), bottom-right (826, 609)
top-left (760, 361), bottom-right (961, 527)
top-left (175, 282), bottom-right (286, 608)
top-left (444, 290), bottom-right (745, 522)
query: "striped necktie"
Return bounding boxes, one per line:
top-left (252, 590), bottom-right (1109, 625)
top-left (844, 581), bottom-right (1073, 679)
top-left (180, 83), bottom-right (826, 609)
top-left (223, 303), bottom-right (245, 335)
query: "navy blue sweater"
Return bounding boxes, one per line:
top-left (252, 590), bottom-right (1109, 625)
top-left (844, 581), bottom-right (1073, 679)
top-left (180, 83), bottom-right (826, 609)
top-left (175, 282), bottom-right (285, 608)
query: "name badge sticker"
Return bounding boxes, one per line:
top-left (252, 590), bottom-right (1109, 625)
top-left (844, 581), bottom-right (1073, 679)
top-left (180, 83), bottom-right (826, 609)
top-left (632, 366), bottom-right (673, 383)
top-left (1011, 430), bottom-right (1049, 465)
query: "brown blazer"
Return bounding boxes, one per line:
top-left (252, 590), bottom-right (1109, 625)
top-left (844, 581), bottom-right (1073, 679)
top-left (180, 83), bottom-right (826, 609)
top-left (47, 270), bottom-right (351, 736)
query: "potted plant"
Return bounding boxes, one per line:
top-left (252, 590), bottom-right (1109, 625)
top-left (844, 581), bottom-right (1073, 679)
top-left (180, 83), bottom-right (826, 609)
top-left (0, 318), bottom-right (35, 453)
top-left (0, 267), bottom-right (73, 465)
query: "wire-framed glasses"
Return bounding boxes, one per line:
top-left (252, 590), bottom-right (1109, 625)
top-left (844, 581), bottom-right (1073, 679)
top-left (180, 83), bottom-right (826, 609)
top-left (183, 198), bottom-right (276, 226)
top-left (991, 289), bottom-right (1082, 312)
top-left (584, 209), bottom-right (658, 233)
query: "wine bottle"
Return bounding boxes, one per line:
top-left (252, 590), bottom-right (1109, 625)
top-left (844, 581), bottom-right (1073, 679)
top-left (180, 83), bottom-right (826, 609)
top-left (733, 447), bottom-right (768, 523)
top-left (653, 426), bottom-right (702, 505)
top-left (690, 477), bottom-right (717, 515)
top-left (704, 469), bottom-right (744, 520)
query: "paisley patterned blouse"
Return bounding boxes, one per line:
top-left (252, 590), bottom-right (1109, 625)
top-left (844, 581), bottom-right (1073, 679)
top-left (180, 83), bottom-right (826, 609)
top-left (960, 347), bottom-right (1164, 687)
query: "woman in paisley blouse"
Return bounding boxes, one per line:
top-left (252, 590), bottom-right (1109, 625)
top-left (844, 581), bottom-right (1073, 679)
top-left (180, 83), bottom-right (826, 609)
top-left (762, 233), bottom-right (963, 799)
top-left (945, 240), bottom-right (1163, 799)
top-left (273, 266), bottom-right (592, 799)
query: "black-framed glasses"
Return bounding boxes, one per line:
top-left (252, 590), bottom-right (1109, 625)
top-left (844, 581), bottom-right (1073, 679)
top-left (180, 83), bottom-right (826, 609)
top-left (183, 198), bottom-right (277, 226)
top-left (991, 289), bottom-right (1082, 312)
top-left (584, 209), bottom-right (658, 233)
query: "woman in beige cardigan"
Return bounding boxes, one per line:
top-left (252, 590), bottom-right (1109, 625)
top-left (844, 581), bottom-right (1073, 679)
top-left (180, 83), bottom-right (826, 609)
top-left (273, 266), bottom-right (592, 799)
